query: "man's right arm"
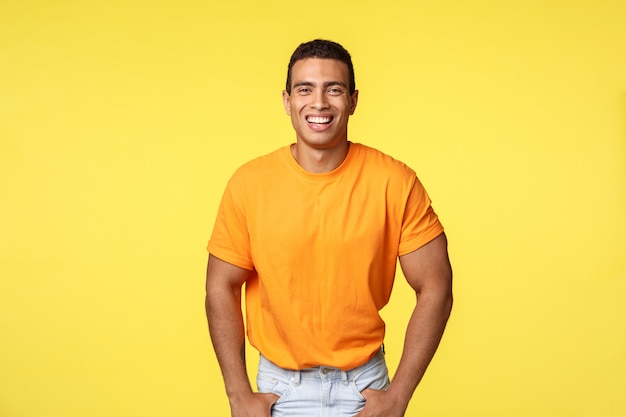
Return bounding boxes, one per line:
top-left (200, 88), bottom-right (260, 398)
top-left (205, 254), bottom-right (277, 417)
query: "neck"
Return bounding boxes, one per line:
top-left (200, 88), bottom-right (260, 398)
top-left (291, 141), bottom-right (350, 174)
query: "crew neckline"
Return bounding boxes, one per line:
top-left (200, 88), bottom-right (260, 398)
top-left (282, 141), bottom-right (360, 182)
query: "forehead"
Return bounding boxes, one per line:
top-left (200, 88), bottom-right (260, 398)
top-left (290, 58), bottom-right (350, 85)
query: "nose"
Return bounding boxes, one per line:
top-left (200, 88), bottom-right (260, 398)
top-left (310, 89), bottom-right (329, 110)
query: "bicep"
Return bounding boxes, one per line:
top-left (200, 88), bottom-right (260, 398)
top-left (399, 233), bottom-right (452, 295)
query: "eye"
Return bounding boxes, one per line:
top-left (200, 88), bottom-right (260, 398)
top-left (297, 87), bottom-right (311, 94)
top-left (328, 87), bottom-right (344, 95)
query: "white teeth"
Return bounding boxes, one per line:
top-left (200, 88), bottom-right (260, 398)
top-left (306, 116), bottom-right (332, 124)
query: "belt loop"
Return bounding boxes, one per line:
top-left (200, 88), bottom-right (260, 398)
top-left (341, 370), bottom-right (348, 383)
top-left (294, 369), bottom-right (301, 386)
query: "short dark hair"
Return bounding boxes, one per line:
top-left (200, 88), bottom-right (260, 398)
top-left (285, 39), bottom-right (355, 95)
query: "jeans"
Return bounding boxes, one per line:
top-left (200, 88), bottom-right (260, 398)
top-left (256, 349), bottom-right (390, 417)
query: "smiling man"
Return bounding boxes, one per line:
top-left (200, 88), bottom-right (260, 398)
top-left (283, 56), bottom-right (357, 173)
top-left (205, 39), bottom-right (453, 417)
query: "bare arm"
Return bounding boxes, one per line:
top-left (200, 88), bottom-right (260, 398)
top-left (358, 232), bottom-right (453, 417)
top-left (205, 254), bottom-right (277, 417)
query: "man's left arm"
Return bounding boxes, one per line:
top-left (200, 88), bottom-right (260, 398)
top-left (358, 232), bottom-right (453, 417)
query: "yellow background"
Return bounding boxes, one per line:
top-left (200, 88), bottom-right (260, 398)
top-left (1, 1), bottom-right (625, 416)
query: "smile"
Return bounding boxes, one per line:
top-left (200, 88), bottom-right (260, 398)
top-left (306, 116), bottom-right (333, 124)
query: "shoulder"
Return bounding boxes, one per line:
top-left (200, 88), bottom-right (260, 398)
top-left (228, 146), bottom-right (288, 185)
top-left (352, 143), bottom-right (417, 180)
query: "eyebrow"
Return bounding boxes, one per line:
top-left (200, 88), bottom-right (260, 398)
top-left (293, 81), bottom-right (348, 89)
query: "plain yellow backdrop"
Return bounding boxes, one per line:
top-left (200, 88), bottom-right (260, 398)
top-left (1, 1), bottom-right (625, 416)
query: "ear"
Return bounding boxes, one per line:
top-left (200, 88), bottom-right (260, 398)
top-left (282, 90), bottom-right (291, 115)
top-left (349, 90), bottom-right (359, 115)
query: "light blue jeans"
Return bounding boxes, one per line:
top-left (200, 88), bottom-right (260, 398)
top-left (256, 350), bottom-right (390, 417)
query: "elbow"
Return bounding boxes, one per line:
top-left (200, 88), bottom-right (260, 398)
top-left (444, 290), bottom-right (453, 319)
top-left (442, 264), bottom-right (453, 318)
top-left (416, 281), bottom-right (453, 319)
top-left (442, 269), bottom-right (453, 319)
top-left (432, 276), bottom-right (453, 320)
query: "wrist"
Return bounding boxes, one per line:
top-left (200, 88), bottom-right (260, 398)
top-left (385, 382), bottom-right (412, 411)
top-left (226, 384), bottom-right (254, 403)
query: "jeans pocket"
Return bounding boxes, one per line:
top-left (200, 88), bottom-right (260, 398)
top-left (256, 372), bottom-right (293, 403)
top-left (350, 380), bottom-right (390, 402)
top-left (349, 357), bottom-right (390, 401)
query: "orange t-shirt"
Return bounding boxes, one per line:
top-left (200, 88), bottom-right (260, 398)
top-left (208, 143), bottom-right (443, 370)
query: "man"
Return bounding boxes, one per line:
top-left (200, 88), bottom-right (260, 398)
top-left (205, 39), bottom-right (453, 417)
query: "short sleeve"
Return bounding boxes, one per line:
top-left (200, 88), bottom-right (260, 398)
top-left (398, 176), bottom-right (444, 256)
top-left (207, 178), bottom-right (254, 270)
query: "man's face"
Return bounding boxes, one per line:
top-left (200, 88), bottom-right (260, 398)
top-left (283, 58), bottom-right (358, 151)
